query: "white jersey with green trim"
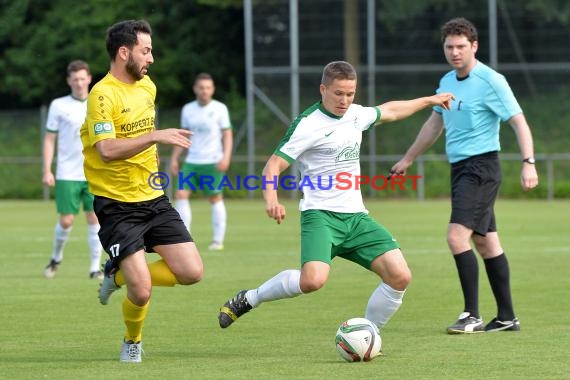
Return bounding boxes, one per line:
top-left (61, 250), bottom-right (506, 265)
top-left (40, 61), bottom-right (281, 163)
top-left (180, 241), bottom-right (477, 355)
top-left (275, 102), bottom-right (380, 213)
top-left (45, 95), bottom-right (87, 181)
top-left (180, 99), bottom-right (231, 164)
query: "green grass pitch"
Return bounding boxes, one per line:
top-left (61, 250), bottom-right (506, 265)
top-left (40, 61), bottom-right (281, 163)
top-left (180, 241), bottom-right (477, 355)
top-left (1, 199), bottom-right (569, 379)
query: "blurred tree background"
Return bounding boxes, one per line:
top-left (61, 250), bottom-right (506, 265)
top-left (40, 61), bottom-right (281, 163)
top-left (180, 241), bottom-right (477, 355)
top-left (0, 0), bottom-right (244, 108)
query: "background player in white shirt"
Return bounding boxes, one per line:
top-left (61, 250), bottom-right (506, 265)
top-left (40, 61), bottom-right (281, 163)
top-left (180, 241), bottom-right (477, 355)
top-left (170, 73), bottom-right (233, 251)
top-left (218, 61), bottom-right (454, 332)
top-left (42, 60), bottom-right (103, 279)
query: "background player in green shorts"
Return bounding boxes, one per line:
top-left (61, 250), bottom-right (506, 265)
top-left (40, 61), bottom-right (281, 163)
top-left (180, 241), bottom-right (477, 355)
top-left (218, 61), bottom-right (454, 333)
top-left (170, 73), bottom-right (233, 251)
top-left (42, 60), bottom-right (103, 280)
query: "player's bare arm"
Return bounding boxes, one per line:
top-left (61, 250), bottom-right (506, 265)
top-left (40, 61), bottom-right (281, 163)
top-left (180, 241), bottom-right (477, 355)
top-left (96, 129), bottom-right (191, 163)
top-left (42, 131), bottom-right (57, 187)
top-left (508, 113), bottom-right (539, 191)
top-left (262, 154), bottom-right (289, 224)
top-left (377, 92), bottom-right (454, 123)
top-left (391, 111), bottom-right (445, 175)
top-left (217, 128), bottom-right (233, 172)
top-left (170, 145), bottom-right (188, 175)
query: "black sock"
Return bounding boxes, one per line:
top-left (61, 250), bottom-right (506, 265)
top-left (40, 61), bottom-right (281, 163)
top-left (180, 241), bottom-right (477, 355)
top-left (484, 253), bottom-right (515, 321)
top-left (453, 249), bottom-right (479, 318)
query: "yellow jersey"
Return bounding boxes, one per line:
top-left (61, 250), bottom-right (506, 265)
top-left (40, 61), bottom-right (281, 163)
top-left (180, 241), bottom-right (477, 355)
top-left (80, 72), bottom-right (163, 202)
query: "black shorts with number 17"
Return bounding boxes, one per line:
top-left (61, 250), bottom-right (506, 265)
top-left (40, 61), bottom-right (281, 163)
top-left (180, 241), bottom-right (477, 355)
top-left (94, 194), bottom-right (192, 268)
top-left (450, 151), bottom-right (502, 236)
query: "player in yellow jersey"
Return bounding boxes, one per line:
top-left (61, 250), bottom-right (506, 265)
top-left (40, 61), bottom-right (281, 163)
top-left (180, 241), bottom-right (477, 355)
top-left (80, 19), bottom-right (203, 363)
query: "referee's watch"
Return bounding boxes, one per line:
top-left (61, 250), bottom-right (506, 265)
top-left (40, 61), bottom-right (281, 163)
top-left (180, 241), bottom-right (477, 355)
top-left (522, 157), bottom-right (536, 164)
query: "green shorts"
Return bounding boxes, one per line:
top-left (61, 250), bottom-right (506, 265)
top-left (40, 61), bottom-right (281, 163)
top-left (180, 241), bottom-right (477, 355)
top-left (300, 210), bottom-right (400, 269)
top-left (55, 180), bottom-right (94, 215)
top-left (178, 163), bottom-right (224, 196)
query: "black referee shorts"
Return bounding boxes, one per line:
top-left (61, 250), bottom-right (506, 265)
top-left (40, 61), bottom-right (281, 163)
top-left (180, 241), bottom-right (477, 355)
top-left (94, 194), bottom-right (193, 267)
top-left (450, 151), bottom-right (502, 236)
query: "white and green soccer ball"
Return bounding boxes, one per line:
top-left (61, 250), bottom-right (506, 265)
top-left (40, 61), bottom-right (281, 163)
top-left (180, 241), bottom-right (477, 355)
top-left (335, 317), bottom-right (382, 362)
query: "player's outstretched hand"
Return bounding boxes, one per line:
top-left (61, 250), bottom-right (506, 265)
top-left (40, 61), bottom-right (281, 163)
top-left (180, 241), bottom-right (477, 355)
top-left (431, 92), bottom-right (455, 110)
top-left (155, 129), bottom-right (192, 149)
top-left (266, 201), bottom-right (286, 224)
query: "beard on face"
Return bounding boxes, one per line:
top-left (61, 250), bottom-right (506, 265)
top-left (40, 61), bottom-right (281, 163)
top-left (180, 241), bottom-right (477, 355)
top-left (126, 54), bottom-right (145, 81)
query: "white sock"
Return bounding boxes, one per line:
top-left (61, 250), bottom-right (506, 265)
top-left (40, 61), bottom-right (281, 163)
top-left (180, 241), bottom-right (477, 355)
top-left (246, 269), bottom-right (302, 308)
top-left (211, 200), bottom-right (227, 244)
top-left (51, 222), bottom-right (71, 262)
top-left (365, 282), bottom-right (406, 329)
top-left (175, 199), bottom-right (191, 232)
top-left (87, 224), bottom-right (103, 273)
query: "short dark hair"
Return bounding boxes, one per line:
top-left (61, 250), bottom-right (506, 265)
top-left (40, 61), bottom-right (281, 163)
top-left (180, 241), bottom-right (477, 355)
top-left (106, 19), bottom-right (152, 61)
top-left (194, 72), bottom-right (213, 84)
top-left (441, 17), bottom-right (478, 44)
top-left (67, 60), bottom-right (90, 76)
top-left (321, 61), bottom-right (357, 86)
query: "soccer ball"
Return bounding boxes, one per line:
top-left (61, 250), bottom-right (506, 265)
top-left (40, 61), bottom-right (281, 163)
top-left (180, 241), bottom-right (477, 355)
top-left (335, 317), bottom-right (382, 362)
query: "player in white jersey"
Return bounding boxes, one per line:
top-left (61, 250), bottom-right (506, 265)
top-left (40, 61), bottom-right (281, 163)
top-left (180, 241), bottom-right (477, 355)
top-left (170, 73), bottom-right (233, 251)
top-left (218, 61), bottom-right (454, 333)
top-left (42, 60), bottom-right (103, 279)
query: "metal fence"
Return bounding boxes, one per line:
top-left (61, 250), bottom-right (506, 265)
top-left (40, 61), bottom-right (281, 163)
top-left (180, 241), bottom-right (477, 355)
top-left (242, 0), bottom-right (570, 184)
top-left (0, 103), bottom-right (568, 200)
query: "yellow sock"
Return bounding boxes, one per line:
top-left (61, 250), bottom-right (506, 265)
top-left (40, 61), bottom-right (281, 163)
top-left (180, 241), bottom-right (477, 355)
top-left (114, 259), bottom-right (178, 287)
top-left (148, 259), bottom-right (179, 287)
top-left (123, 297), bottom-right (149, 343)
top-left (115, 270), bottom-right (125, 286)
